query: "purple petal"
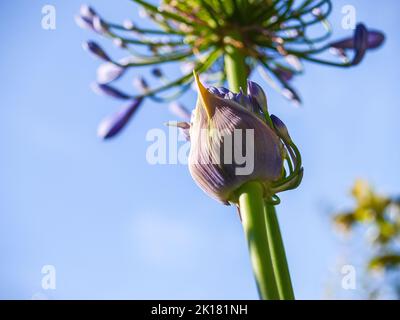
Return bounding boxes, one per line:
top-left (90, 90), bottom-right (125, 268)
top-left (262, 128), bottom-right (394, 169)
top-left (275, 67), bottom-right (294, 82)
top-left (352, 23), bottom-right (369, 65)
top-left (97, 99), bottom-right (143, 139)
top-left (329, 37), bottom-right (354, 50)
top-left (132, 77), bottom-right (149, 92)
top-left (75, 15), bottom-right (94, 30)
top-left (92, 16), bottom-right (109, 35)
top-left (270, 114), bottom-right (291, 141)
top-left (224, 92), bottom-right (235, 100)
top-left (247, 80), bottom-right (268, 112)
top-left (330, 24), bottom-right (385, 52)
top-left (96, 62), bottom-right (125, 84)
top-left (79, 4), bottom-right (97, 19)
top-left (91, 83), bottom-right (131, 100)
top-left (366, 31), bottom-right (385, 49)
top-left (207, 86), bottom-right (224, 97)
top-left (151, 68), bottom-right (163, 78)
top-left (282, 86), bottom-right (301, 106)
top-left (234, 92), bottom-right (253, 111)
top-left (217, 87), bottom-right (230, 95)
top-left (83, 41), bottom-right (111, 62)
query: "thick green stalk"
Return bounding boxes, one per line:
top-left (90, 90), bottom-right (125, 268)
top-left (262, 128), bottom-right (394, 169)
top-left (264, 202), bottom-right (295, 300)
top-left (224, 43), bottom-right (295, 300)
top-left (224, 36), bottom-right (247, 92)
top-left (236, 182), bottom-right (279, 300)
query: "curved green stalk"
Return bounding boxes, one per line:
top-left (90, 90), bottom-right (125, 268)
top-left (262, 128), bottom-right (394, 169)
top-left (236, 182), bottom-right (279, 300)
top-left (264, 202), bottom-right (295, 299)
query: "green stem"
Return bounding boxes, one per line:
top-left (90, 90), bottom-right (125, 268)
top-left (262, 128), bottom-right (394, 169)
top-left (224, 43), bottom-right (295, 300)
top-left (236, 182), bottom-right (279, 300)
top-left (264, 202), bottom-right (295, 300)
top-left (224, 34), bottom-right (247, 92)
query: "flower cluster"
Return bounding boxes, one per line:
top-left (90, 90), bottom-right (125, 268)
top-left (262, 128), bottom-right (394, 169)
top-left (76, 1), bottom-right (384, 139)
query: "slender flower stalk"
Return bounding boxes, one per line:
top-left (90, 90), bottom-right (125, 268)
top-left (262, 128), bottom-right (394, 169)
top-left (236, 182), bottom-right (279, 300)
top-left (264, 202), bottom-right (294, 299)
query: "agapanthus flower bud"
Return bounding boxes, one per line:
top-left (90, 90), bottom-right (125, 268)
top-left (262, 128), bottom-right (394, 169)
top-left (133, 77), bottom-right (149, 92)
top-left (352, 23), bottom-right (369, 66)
top-left (91, 83), bottom-right (130, 100)
top-left (270, 115), bottom-right (291, 143)
top-left (97, 62), bottom-right (125, 84)
top-left (329, 23), bottom-right (385, 66)
top-left (113, 38), bottom-right (126, 49)
top-left (79, 4), bottom-right (96, 19)
top-left (188, 73), bottom-right (284, 204)
top-left (122, 19), bottom-right (135, 30)
top-left (83, 41), bottom-right (111, 62)
top-left (151, 68), bottom-right (163, 78)
top-left (247, 80), bottom-right (268, 114)
top-left (75, 15), bottom-right (94, 30)
top-left (97, 98), bottom-right (143, 139)
top-left (92, 15), bottom-right (109, 35)
top-left (275, 67), bottom-right (294, 82)
top-left (282, 86), bottom-right (301, 106)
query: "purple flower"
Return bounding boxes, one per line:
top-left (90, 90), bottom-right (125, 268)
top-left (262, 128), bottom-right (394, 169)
top-left (83, 41), bottom-right (111, 62)
top-left (247, 80), bottom-right (268, 114)
top-left (329, 23), bottom-right (385, 65)
top-left (92, 16), bottom-right (109, 35)
top-left (270, 115), bottom-right (291, 142)
top-left (75, 5), bottom-right (97, 30)
top-left (79, 4), bottom-right (96, 19)
top-left (352, 23), bottom-right (369, 65)
top-left (96, 62), bottom-right (125, 84)
top-left (91, 83), bottom-right (131, 100)
top-left (282, 86), bottom-right (301, 106)
top-left (75, 15), bottom-right (94, 30)
top-left (275, 67), bottom-right (294, 82)
top-left (97, 99), bottom-right (143, 139)
top-left (234, 91), bottom-right (253, 111)
top-left (132, 77), bottom-right (149, 92)
top-left (151, 68), bottom-right (163, 78)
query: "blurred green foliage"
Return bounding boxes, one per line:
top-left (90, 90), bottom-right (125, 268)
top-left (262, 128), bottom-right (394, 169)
top-left (333, 180), bottom-right (400, 298)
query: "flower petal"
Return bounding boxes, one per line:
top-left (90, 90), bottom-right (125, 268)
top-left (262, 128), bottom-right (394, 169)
top-left (97, 99), bottom-right (143, 139)
top-left (96, 62), bottom-right (125, 84)
top-left (91, 83), bottom-right (131, 100)
top-left (83, 41), bottom-right (111, 62)
top-left (352, 23), bottom-right (369, 65)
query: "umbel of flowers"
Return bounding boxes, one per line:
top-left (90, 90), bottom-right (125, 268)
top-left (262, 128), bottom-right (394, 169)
top-left (76, 0), bottom-right (384, 139)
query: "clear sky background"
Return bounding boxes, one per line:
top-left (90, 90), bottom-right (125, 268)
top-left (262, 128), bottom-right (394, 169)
top-left (1, 0), bottom-right (399, 299)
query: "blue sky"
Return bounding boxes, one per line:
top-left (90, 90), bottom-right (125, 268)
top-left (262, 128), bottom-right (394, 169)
top-left (0, 0), bottom-right (399, 299)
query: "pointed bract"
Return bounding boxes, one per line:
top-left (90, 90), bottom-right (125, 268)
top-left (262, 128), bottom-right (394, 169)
top-left (189, 76), bottom-right (283, 203)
